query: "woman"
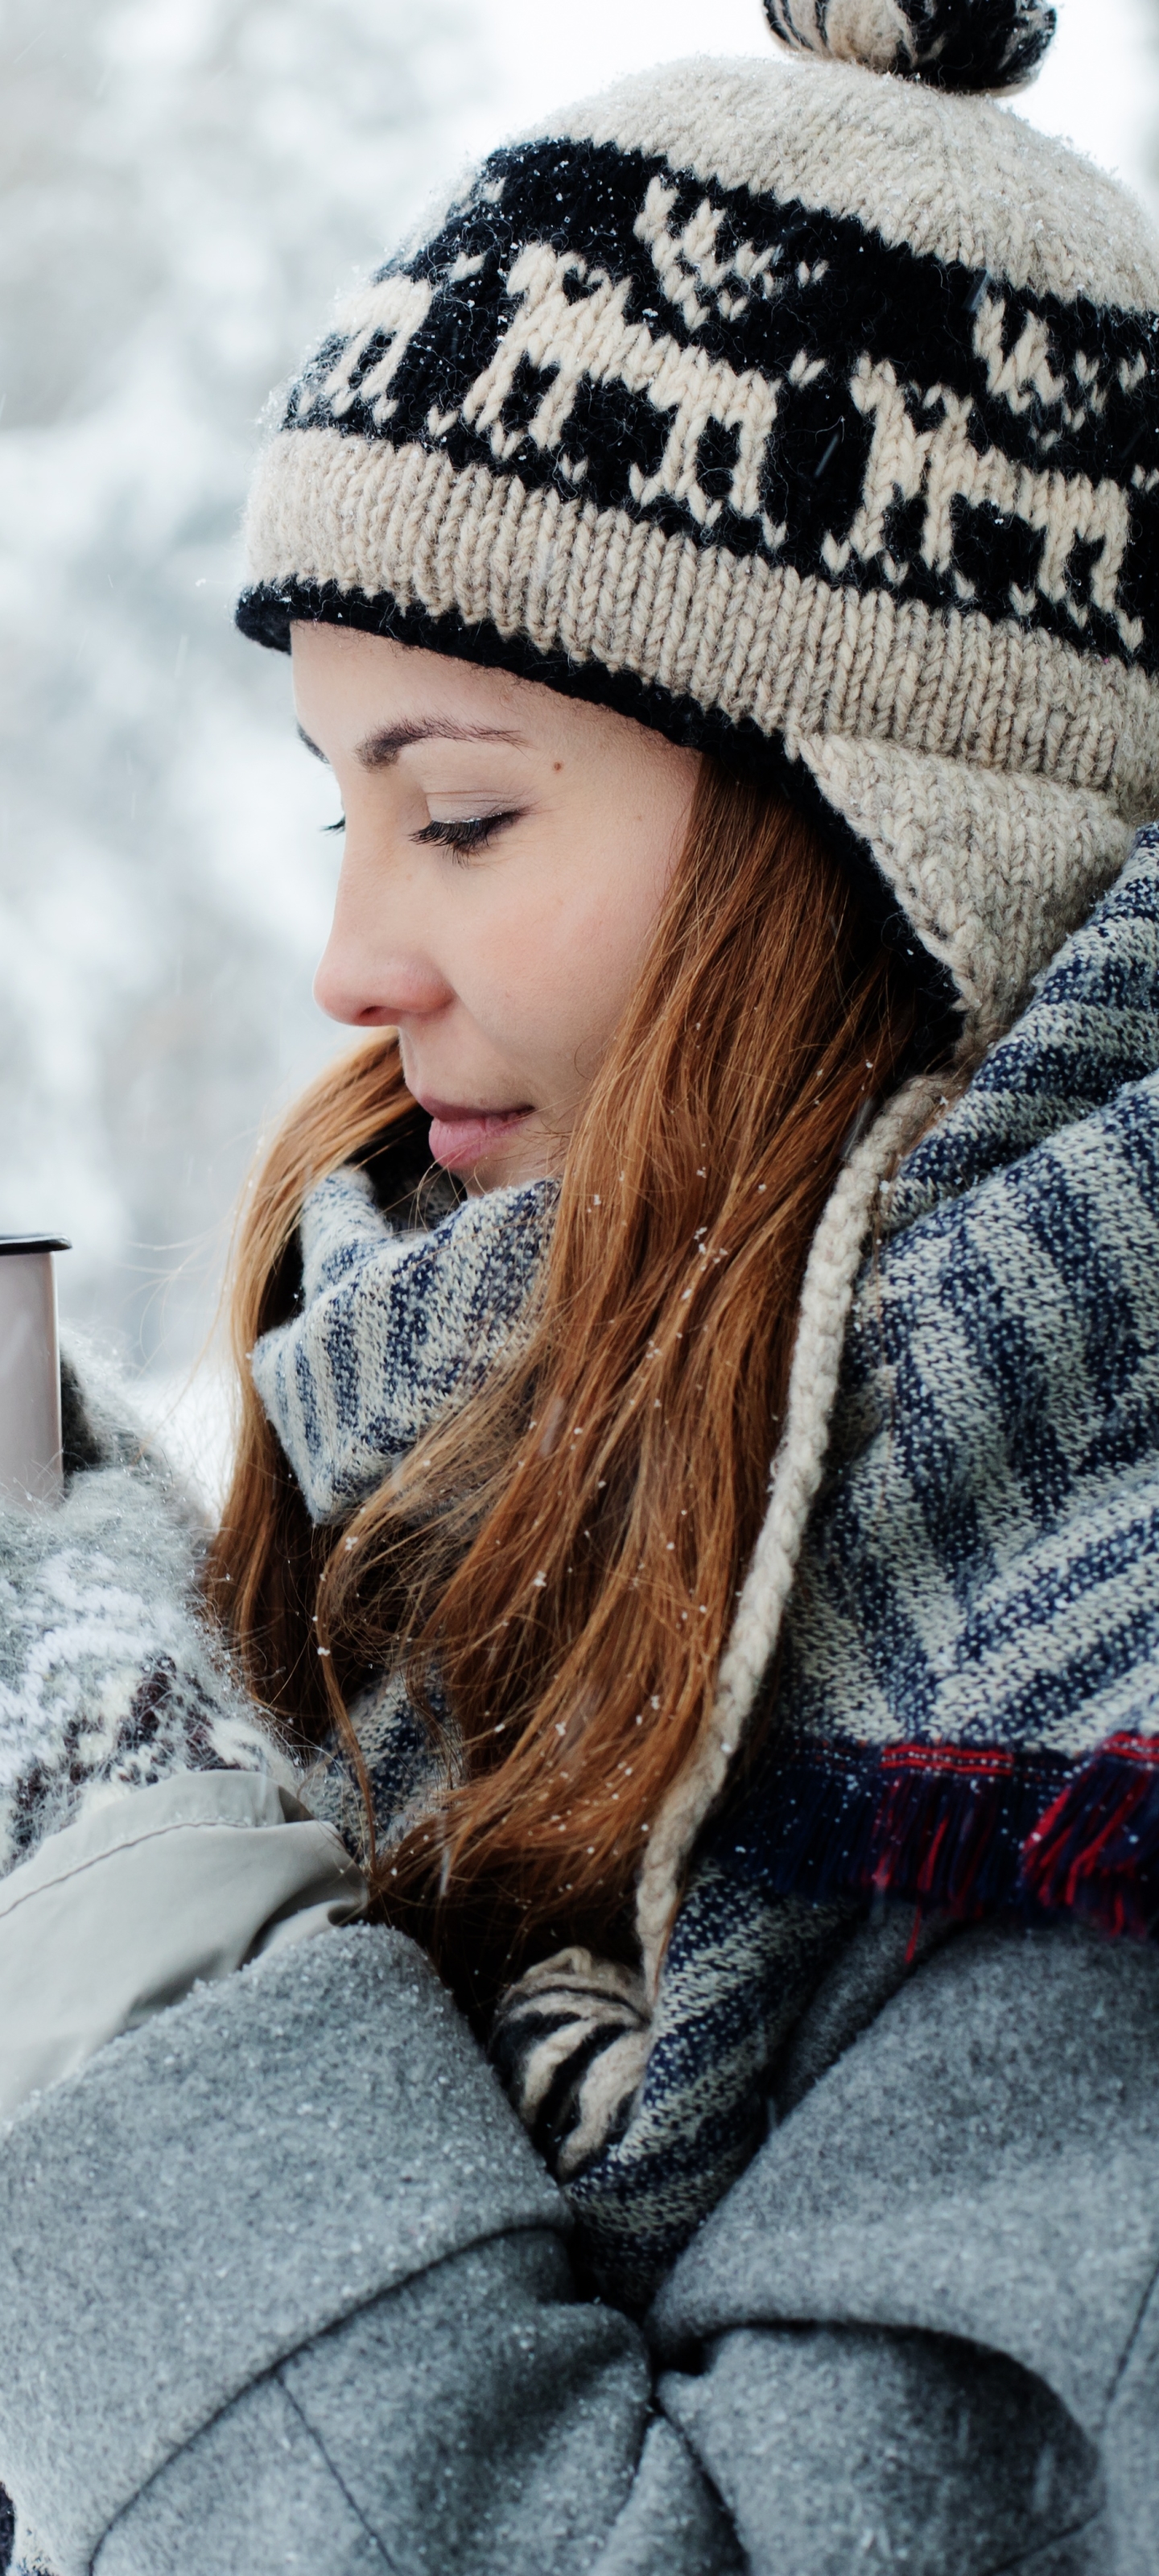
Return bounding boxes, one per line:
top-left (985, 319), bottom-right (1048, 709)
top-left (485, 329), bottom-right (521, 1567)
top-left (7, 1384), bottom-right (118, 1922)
top-left (2, 0), bottom-right (1159, 2566)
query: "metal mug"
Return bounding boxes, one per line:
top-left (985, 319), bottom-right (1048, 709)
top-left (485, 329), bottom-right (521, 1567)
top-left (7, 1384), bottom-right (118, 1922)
top-left (0, 1236), bottom-right (70, 1509)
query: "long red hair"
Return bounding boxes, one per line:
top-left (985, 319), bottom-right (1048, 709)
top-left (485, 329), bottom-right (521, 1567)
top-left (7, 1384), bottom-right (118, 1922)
top-left (206, 762), bottom-right (930, 2008)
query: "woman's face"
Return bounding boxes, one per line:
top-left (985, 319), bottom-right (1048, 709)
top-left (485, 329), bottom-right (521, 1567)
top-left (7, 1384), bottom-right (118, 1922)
top-left (293, 625), bottom-right (700, 1190)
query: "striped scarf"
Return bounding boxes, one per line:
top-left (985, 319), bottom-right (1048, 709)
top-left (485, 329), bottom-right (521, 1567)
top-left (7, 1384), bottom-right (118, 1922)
top-left (256, 830), bottom-right (1159, 2306)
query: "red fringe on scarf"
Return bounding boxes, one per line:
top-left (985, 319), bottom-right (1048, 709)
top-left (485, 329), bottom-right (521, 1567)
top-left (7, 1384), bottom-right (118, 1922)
top-left (716, 1730), bottom-right (1159, 1938)
top-left (1021, 1733), bottom-right (1159, 1937)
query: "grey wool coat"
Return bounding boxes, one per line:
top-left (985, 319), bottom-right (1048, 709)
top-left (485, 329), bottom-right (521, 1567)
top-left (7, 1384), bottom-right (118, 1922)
top-left (0, 1909), bottom-right (1155, 2574)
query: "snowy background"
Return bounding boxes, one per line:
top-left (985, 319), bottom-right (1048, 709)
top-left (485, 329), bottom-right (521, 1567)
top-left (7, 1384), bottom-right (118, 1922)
top-left (2, 0), bottom-right (1159, 1496)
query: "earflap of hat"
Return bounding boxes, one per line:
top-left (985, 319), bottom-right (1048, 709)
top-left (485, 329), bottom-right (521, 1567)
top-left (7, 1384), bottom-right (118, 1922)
top-left (794, 733), bottom-right (1134, 1042)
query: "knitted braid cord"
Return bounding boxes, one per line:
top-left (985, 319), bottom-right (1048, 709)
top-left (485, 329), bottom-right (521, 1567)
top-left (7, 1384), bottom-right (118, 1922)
top-left (635, 1065), bottom-right (946, 1990)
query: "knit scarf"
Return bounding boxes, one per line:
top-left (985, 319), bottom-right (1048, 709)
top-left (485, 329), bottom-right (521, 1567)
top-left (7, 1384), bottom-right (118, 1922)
top-left (250, 1169), bottom-right (556, 1526)
top-left (254, 828), bottom-right (1159, 2306)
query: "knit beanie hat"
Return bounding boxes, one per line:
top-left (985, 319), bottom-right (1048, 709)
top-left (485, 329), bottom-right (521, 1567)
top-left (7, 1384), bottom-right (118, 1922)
top-left (237, 0), bottom-right (1159, 1041)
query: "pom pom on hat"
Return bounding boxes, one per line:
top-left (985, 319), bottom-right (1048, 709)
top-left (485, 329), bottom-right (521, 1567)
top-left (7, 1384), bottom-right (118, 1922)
top-left (762, 0), bottom-right (1056, 92)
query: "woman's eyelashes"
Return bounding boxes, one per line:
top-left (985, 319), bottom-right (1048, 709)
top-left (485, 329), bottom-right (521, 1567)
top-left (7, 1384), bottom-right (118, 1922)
top-left (414, 810), bottom-right (521, 857)
top-left (319, 807), bottom-right (522, 851)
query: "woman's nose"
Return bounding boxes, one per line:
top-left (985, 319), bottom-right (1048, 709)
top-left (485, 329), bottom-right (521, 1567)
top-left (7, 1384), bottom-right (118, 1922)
top-left (312, 855), bottom-right (455, 1029)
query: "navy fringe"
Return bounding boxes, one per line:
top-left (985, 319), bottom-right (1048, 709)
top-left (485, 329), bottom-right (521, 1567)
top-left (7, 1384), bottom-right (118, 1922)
top-left (1021, 1734), bottom-right (1159, 1937)
top-left (712, 1732), bottom-right (1159, 1939)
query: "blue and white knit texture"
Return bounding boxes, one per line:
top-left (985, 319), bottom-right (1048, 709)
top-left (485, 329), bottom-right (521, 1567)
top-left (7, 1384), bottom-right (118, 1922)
top-left (774, 830), bottom-right (1159, 1774)
top-left (251, 1166), bottom-right (556, 1525)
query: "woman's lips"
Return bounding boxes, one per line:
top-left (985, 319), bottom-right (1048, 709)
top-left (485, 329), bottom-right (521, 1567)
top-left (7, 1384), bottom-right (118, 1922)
top-left (421, 1100), bottom-right (533, 1172)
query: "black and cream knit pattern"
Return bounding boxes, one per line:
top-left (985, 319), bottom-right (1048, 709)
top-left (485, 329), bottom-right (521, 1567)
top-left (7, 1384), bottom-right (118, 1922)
top-left (239, 27), bottom-right (1159, 1032)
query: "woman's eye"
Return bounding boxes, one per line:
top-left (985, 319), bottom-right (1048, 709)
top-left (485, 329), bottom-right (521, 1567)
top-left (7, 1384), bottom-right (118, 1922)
top-left (323, 816), bottom-right (346, 834)
top-left (414, 811), bottom-right (519, 857)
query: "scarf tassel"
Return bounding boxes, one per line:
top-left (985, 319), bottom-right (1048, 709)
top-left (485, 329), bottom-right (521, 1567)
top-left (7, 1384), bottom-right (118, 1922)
top-left (717, 1744), bottom-right (1058, 1916)
top-left (1020, 1734), bottom-right (1159, 1938)
top-left (872, 1747), bottom-right (1046, 1917)
top-left (718, 1733), bottom-right (1159, 1938)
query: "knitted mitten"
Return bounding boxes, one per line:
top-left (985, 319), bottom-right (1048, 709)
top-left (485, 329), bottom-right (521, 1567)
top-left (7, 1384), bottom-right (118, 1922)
top-left (0, 1337), bottom-right (291, 1876)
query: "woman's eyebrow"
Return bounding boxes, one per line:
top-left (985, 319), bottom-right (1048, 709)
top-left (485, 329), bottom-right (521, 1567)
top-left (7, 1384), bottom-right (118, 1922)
top-left (295, 717), bottom-right (527, 766)
top-left (355, 718), bottom-right (527, 768)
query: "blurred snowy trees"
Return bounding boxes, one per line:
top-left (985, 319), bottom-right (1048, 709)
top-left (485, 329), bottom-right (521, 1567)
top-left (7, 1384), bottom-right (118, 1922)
top-left (0, 0), bottom-right (483, 1373)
